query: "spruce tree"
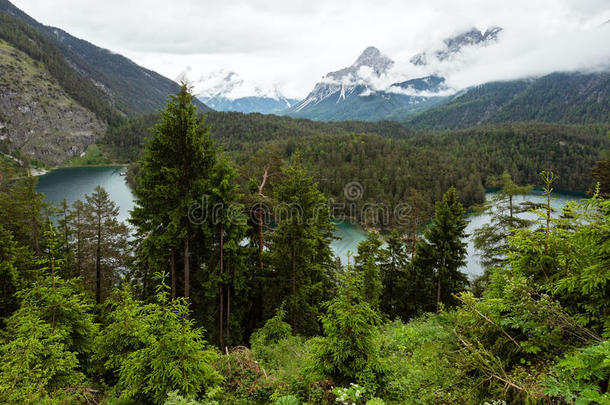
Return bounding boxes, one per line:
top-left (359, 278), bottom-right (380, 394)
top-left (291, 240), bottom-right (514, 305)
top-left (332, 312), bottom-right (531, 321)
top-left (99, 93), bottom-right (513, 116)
top-left (82, 186), bottom-right (129, 304)
top-left (204, 155), bottom-right (248, 347)
top-left (473, 172), bottom-right (533, 269)
top-left (131, 83), bottom-right (216, 299)
top-left (412, 187), bottom-right (469, 312)
top-left (380, 229), bottom-right (409, 319)
top-left (270, 161), bottom-right (335, 335)
top-left (353, 232), bottom-right (385, 310)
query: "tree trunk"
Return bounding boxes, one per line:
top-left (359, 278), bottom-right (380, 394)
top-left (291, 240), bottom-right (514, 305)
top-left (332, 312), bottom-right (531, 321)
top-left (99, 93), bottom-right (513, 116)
top-left (96, 214), bottom-right (102, 304)
top-left (291, 237), bottom-right (297, 334)
top-left (257, 204), bottom-right (264, 269)
top-left (76, 206), bottom-right (82, 276)
top-left (411, 229), bottom-right (416, 261)
top-left (509, 194), bottom-right (513, 219)
top-left (436, 274), bottom-right (441, 313)
top-left (184, 233), bottom-right (190, 299)
top-left (226, 269), bottom-right (231, 343)
top-left (170, 250), bottom-right (176, 300)
top-left (219, 223), bottom-right (224, 348)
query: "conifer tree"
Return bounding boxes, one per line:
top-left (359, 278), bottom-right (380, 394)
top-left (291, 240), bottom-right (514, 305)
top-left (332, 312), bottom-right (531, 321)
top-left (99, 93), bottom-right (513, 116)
top-left (131, 83), bottom-right (216, 299)
top-left (473, 172), bottom-right (533, 269)
top-left (82, 186), bottom-right (129, 304)
top-left (0, 226), bottom-right (97, 403)
top-left (106, 274), bottom-right (221, 404)
top-left (412, 187), bottom-right (469, 312)
top-left (0, 225), bottom-right (21, 324)
top-left (311, 270), bottom-right (380, 386)
top-left (206, 156), bottom-right (248, 347)
top-left (353, 232), bottom-right (385, 310)
top-left (270, 161), bottom-right (335, 335)
top-left (380, 229), bottom-right (409, 319)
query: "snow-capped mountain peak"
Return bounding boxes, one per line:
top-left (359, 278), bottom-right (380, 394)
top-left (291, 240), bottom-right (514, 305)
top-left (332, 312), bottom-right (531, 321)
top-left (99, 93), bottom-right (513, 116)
top-left (197, 70), bottom-right (298, 114)
top-left (410, 26), bottom-right (502, 66)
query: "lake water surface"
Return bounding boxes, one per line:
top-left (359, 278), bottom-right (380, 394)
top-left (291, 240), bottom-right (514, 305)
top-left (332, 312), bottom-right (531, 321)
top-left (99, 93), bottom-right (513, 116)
top-left (36, 166), bottom-right (583, 278)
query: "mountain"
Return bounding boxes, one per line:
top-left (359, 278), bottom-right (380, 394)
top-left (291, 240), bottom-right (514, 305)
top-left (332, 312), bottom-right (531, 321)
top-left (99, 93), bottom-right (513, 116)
top-left (406, 72), bottom-right (610, 129)
top-left (198, 71), bottom-right (298, 114)
top-left (0, 0), bottom-right (210, 116)
top-left (0, 29), bottom-right (105, 165)
top-left (410, 26), bottom-right (502, 66)
top-left (285, 47), bottom-right (449, 121)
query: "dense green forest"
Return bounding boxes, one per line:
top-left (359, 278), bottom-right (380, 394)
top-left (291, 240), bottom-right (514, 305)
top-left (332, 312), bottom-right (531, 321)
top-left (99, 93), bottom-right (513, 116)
top-left (102, 110), bottom-right (608, 226)
top-left (406, 72), bottom-right (610, 130)
top-left (1, 85), bottom-right (609, 404)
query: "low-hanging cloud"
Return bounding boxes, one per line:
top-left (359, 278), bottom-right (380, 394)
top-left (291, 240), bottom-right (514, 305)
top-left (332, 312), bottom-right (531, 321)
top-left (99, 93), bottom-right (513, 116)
top-left (11, 0), bottom-right (610, 99)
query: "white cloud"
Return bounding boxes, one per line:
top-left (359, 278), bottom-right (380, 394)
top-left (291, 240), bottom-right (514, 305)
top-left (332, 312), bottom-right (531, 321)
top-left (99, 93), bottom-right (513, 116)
top-left (10, 0), bottom-right (610, 99)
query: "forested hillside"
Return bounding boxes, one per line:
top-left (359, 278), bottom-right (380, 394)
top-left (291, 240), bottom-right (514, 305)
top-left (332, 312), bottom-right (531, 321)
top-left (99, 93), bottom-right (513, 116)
top-left (1, 85), bottom-right (610, 404)
top-left (407, 72), bottom-right (610, 129)
top-left (102, 111), bottom-right (608, 227)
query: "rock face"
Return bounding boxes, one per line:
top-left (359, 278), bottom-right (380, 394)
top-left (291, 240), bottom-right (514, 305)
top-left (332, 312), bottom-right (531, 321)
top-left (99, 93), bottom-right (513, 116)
top-left (0, 40), bottom-right (105, 166)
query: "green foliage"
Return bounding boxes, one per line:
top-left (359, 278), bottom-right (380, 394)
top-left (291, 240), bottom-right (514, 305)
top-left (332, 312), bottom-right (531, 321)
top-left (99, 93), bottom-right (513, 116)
top-left (0, 312), bottom-right (85, 404)
top-left (412, 187), bottom-right (469, 312)
top-left (107, 113), bottom-right (608, 224)
top-left (130, 83), bottom-right (217, 300)
top-left (81, 186), bottom-right (130, 303)
top-left (0, 227), bottom-right (97, 403)
top-left (473, 172), bottom-right (534, 271)
top-left (407, 72), bottom-right (610, 129)
top-left (353, 232), bottom-right (385, 309)
top-left (543, 340), bottom-right (610, 404)
top-left (250, 305), bottom-right (292, 347)
top-left (0, 225), bottom-right (21, 323)
top-left (310, 271), bottom-right (382, 389)
top-left (107, 275), bottom-right (222, 404)
top-left (272, 395), bottom-right (300, 405)
top-left (270, 161), bottom-right (336, 336)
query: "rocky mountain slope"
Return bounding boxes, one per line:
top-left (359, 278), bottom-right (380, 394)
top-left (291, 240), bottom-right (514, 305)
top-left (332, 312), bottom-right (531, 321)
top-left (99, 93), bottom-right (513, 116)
top-left (0, 0), bottom-right (210, 116)
top-left (0, 39), bottom-right (105, 166)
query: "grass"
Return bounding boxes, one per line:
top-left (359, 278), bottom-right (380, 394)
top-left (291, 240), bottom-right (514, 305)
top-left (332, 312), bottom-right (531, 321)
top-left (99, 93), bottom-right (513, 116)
top-left (67, 143), bottom-right (112, 166)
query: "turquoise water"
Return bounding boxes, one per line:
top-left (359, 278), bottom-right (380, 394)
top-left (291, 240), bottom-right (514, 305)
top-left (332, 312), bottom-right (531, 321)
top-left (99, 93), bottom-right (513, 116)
top-left (36, 166), bottom-right (134, 224)
top-left (35, 167), bottom-right (582, 277)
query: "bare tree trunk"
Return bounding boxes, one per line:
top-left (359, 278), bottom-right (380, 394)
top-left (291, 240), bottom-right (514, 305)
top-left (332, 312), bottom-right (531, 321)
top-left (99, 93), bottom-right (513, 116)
top-left (184, 233), bottom-right (190, 299)
top-left (219, 223), bottom-right (224, 348)
top-left (436, 275), bottom-right (441, 313)
top-left (170, 250), bottom-right (176, 299)
top-left (257, 204), bottom-right (264, 269)
top-left (96, 214), bottom-right (102, 304)
top-left (291, 237), bottom-right (297, 334)
top-left (226, 264), bottom-right (231, 343)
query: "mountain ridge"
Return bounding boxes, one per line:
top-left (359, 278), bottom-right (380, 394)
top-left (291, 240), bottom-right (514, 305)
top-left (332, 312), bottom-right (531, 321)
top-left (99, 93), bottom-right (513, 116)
top-left (0, 0), bottom-right (211, 117)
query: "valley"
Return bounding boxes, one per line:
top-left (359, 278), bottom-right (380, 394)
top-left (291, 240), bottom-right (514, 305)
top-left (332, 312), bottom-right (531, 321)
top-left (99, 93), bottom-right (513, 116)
top-left (0, 0), bottom-right (609, 404)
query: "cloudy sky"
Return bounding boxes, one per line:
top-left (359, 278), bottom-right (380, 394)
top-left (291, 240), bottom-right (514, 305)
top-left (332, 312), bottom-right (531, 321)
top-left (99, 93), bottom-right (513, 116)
top-left (11, 0), bottom-right (610, 99)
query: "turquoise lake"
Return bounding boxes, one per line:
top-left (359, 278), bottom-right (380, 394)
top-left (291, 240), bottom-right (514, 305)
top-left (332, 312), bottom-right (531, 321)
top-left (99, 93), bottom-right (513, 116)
top-left (36, 166), bottom-right (583, 278)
